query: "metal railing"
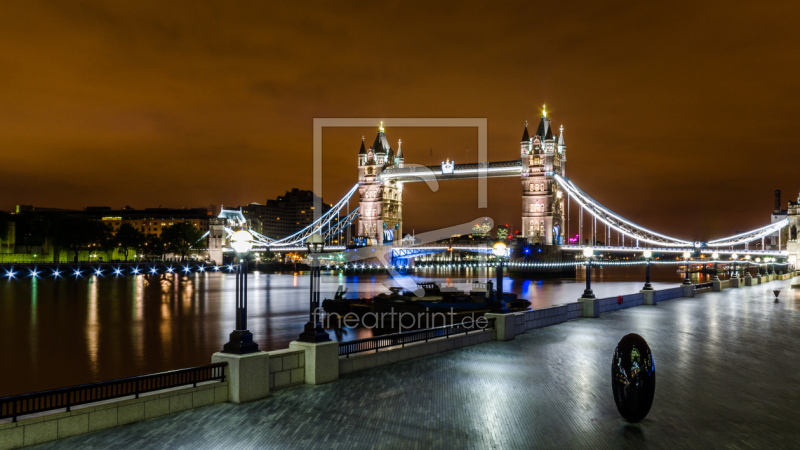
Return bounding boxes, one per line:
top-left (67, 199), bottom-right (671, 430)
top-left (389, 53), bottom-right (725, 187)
top-left (339, 318), bottom-right (496, 357)
top-left (0, 362), bottom-right (227, 423)
top-left (695, 282), bottom-right (714, 290)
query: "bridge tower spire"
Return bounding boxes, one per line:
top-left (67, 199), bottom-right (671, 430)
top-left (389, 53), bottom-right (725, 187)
top-left (521, 107), bottom-right (565, 245)
top-left (356, 124), bottom-right (403, 246)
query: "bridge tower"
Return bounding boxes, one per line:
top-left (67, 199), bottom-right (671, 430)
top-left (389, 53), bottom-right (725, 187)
top-left (356, 123), bottom-right (403, 245)
top-left (520, 106), bottom-right (566, 245)
top-left (787, 191), bottom-right (800, 266)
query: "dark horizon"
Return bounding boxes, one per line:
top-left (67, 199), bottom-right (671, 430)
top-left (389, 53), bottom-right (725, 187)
top-left (2, 1), bottom-right (799, 242)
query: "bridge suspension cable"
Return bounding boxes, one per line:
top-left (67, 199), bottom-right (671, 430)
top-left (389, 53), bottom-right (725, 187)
top-left (254, 183), bottom-right (361, 248)
top-left (705, 219), bottom-right (789, 247)
top-left (554, 175), bottom-right (694, 247)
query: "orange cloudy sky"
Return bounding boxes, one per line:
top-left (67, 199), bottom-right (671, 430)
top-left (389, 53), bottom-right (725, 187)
top-left (1, 1), bottom-right (799, 240)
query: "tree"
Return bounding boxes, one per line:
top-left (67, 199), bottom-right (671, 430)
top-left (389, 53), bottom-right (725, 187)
top-left (114, 224), bottom-right (147, 262)
top-left (15, 212), bottom-right (49, 254)
top-left (161, 222), bottom-right (206, 260)
top-left (0, 212), bottom-right (10, 240)
top-left (51, 217), bottom-right (114, 263)
top-left (145, 234), bottom-right (167, 259)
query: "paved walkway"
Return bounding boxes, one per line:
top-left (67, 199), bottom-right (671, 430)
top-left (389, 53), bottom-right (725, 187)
top-left (33, 279), bottom-right (800, 449)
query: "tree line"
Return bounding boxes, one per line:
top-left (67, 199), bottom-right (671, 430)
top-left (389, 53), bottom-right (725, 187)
top-left (1, 212), bottom-right (206, 262)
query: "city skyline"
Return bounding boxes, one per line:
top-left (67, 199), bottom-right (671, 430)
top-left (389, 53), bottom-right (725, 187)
top-left (2, 1), bottom-right (799, 241)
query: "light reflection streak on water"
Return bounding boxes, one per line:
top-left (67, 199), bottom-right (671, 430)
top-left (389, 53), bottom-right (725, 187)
top-left (87, 276), bottom-right (100, 377)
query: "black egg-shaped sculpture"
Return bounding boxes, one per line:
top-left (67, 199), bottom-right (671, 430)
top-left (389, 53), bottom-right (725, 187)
top-left (612, 333), bottom-right (656, 423)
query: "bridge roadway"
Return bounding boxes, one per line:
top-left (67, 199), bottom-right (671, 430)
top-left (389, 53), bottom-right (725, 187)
top-left (33, 278), bottom-right (800, 449)
top-left (266, 244), bottom-right (788, 258)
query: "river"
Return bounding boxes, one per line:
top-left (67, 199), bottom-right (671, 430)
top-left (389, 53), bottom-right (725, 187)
top-left (0, 266), bottom-right (714, 397)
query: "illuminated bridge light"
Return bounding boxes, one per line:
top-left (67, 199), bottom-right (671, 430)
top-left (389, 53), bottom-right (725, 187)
top-left (52, 270), bottom-right (61, 278)
top-left (213, 266), bottom-right (220, 271)
top-left (150, 267), bottom-right (158, 274)
top-left (198, 266), bottom-right (205, 272)
top-left (73, 270), bottom-right (82, 277)
top-left (227, 265), bottom-right (235, 272)
top-left (30, 270), bottom-right (39, 278)
top-left (132, 268), bottom-right (140, 274)
top-left (94, 269), bottom-right (103, 276)
top-left (6, 270), bottom-right (16, 279)
top-left (166, 267), bottom-right (174, 273)
top-left (182, 266), bottom-right (191, 273)
top-left (114, 268), bottom-right (123, 276)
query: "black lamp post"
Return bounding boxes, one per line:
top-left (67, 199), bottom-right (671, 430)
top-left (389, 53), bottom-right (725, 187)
top-left (582, 247), bottom-right (595, 298)
top-left (682, 251), bottom-right (692, 285)
top-left (299, 233), bottom-right (331, 343)
top-left (642, 250), bottom-right (653, 290)
top-left (730, 253), bottom-right (738, 278)
top-left (491, 242), bottom-right (510, 313)
top-left (221, 230), bottom-right (259, 354)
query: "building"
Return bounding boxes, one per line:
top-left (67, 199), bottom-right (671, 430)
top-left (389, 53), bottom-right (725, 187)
top-left (261, 189), bottom-right (332, 239)
top-left (520, 106), bottom-right (567, 245)
top-left (88, 207), bottom-right (211, 237)
top-left (356, 123), bottom-right (404, 245)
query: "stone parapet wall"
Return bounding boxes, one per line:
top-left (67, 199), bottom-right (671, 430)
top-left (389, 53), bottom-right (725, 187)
top-left (339, 329), bottom-right (493, 375)
top-left (267, 349), bottom-right (305, 390)
top-left (0, 382), bottom-right (228, 450)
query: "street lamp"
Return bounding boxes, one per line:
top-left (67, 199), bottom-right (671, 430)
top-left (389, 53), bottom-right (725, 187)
top-left (222, 230), bottom-right (259, 354)
top-left (491, 242), bottom-right (510, 312)
top-left (582, 247), bottom-right (595, 298)
top-left (299, 233), bottom-right (331, 343)
top-left (730, 253), bottom-right (739, 278)
top-left (642, 250), bottom-right (653, 291)
top-left (711, 252), bottom-right (720, 281)
top-left (682, 251), bottom-right (692, 285)
top-left (770, 257), bottom-right (777, 276)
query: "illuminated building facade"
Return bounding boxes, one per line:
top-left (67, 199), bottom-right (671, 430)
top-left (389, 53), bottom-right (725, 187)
top-left (357, 123), bottom-right (403, 245)
top-left (520, 107), bottom-right (566, 245)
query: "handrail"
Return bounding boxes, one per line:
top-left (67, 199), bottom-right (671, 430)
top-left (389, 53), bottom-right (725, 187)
top-left (0, 362), bottom-right (227, 423)
top-left (339, 318), bottom-right (496, 357)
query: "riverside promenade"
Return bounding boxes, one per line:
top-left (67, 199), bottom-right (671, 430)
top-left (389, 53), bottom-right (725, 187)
top-left (24, 279), bottom-right (800, 449)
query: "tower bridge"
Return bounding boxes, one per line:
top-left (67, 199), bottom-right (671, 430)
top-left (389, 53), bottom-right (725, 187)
top-left (209, 107), bottom-right (800, 267)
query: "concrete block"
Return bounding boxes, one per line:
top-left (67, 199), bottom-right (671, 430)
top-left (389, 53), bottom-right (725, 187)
top-left (212, 351), bottom-right (270, 403)
top-left (352, 357), bottom-right (365, 372)
top-left (388, 350), bottom-right (400, 363)
top-left (578, 298), bottom-right (599, 318)
top-left (169, 393), bottom-right (193, 414)
top-left (290, 368), bottom-right (305, 384)
top-left (731, 278), bottom-right (741, 288)
top-left (683, 285), bottom-right (695, 297)
top-left (214, 384), bottom-right (229, 404)
top-left (23, 421), bottom-right (57, 447)
top-left (57, 414), bottom-right (88, 439)
top-left (117, 403), bottom-right (144, 425)
top-left (274, 370), bottom-right (290, 387)
top-left (376, 352), bottom-right (389, 366)
top-left (269, 373), bottom-right (275, 388)
top-left (283, 354), bottom-right (298, 370)
top-left (289, 340), bottom-right (339, 385)
top-left (144, 398), bottom-right (169, 419)
top-left (298, 353), bottom-right (305, 367)
top-left (192, 388), bottom-right (215, 409)
top-left (712, 280), bottom-right (722, 292)
top-left (364, 355), bottom-right (377, 369)
top-left (485, 313), bottom-right (516, 340)
top-left (88, 408), bottom-right (118, 432)
top-left (269, 357), bottom-right (282, 373)
top-left (409, 346), bottom-right (420, 359)
top-left (0, 427), bottom-right (23, 450)
top-left (340, 359), bottom-right (353, 374)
